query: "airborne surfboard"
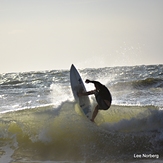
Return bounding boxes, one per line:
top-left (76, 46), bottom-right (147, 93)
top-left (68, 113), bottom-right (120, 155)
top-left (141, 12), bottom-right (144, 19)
top-left (70, 64), bottom-right (92, 119)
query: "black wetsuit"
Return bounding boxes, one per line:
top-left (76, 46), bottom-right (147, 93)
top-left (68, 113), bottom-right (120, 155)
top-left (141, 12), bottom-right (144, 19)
top-left (95, 85), bottom-right (112, 110)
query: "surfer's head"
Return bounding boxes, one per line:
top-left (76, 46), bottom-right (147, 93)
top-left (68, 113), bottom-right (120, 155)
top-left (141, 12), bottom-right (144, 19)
top-left (86, 79), bottom-right (103, 90)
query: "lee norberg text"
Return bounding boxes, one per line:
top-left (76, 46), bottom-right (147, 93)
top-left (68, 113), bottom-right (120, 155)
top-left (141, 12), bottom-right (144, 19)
top-left (134, 154), bottom-right (159, 159)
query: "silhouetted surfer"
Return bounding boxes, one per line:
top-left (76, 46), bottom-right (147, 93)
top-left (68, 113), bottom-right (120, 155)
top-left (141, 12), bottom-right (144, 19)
top-left (78, 79), bottom-right (112, 122)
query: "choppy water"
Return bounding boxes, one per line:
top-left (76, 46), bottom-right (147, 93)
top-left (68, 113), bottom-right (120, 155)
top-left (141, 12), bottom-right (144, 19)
top-left (0, 64), bottom-right (163, 163)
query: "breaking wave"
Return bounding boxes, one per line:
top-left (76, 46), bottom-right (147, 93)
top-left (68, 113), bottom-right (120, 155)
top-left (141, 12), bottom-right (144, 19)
top-left (0, 101), bottom-right (163, 162)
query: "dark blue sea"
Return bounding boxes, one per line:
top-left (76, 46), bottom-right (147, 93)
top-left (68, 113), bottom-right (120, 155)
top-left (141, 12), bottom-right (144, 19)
top-left (0, 64), bottom-right (163, 163)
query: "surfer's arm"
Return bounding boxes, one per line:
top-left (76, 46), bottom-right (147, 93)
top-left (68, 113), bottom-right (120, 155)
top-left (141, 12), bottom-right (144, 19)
top-left (77, 90), bottom-right (95, 97)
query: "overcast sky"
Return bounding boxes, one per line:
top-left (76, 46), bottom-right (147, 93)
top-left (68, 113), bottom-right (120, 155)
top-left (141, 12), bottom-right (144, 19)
top-left (0, 0), bottom-right (163, 73)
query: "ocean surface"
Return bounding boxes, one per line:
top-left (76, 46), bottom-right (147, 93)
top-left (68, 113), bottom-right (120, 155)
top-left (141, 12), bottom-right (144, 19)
top-left (0, 64), bottom-right (163, 163)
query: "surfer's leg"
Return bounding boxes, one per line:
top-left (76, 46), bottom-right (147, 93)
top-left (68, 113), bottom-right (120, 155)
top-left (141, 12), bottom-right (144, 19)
top-left (91, 105), bottom-right (99, 122)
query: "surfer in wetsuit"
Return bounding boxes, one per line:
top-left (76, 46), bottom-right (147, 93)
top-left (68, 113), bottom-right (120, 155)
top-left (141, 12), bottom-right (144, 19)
top-left (78, 79), bottom-right (112, 122)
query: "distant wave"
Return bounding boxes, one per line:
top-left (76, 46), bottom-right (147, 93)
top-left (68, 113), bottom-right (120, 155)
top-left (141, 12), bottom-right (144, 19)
top-left (111, 77), bottom-right (163, 90)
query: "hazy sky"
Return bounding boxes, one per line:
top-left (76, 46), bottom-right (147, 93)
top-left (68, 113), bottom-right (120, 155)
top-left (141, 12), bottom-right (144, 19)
top-left (0, 0), bottom-right (163, 73)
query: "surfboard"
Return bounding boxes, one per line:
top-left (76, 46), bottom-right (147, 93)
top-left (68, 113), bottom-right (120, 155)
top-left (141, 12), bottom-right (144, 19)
top-left (70, 64), bottom-right (92, 119)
